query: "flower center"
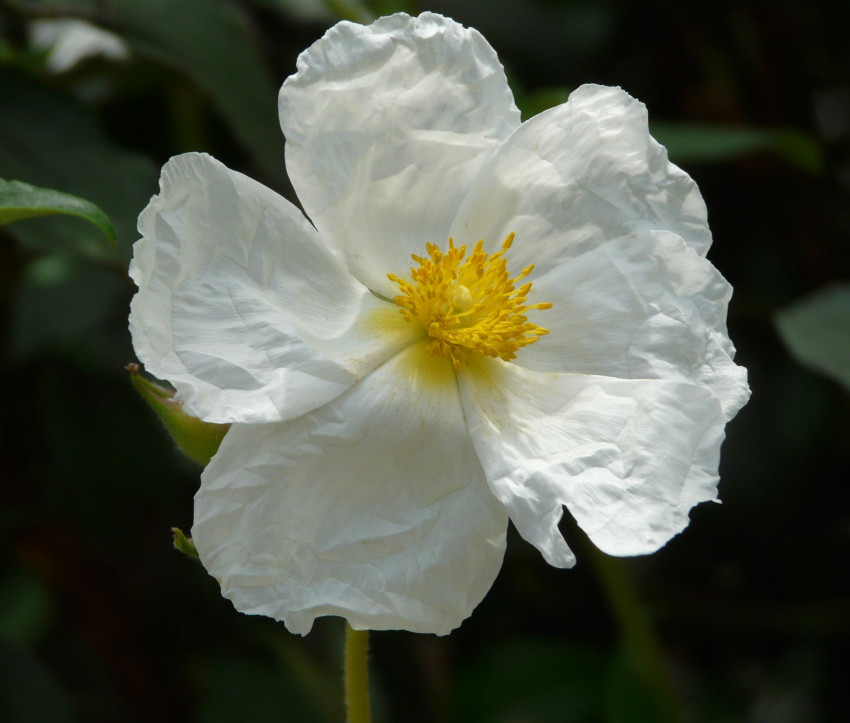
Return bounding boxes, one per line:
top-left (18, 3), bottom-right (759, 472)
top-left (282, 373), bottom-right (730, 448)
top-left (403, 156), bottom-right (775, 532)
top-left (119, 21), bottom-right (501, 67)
top-left (387, 233), bottom-right (552, 370)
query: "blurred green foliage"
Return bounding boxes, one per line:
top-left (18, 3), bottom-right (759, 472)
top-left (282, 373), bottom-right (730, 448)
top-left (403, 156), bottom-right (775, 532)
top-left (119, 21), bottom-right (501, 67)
top-left (0, 179), bottom-right (116, 245)
top-left (775, 284), bottom-right (850, 393)
top-left (1, 0), bottom-right (849, 721)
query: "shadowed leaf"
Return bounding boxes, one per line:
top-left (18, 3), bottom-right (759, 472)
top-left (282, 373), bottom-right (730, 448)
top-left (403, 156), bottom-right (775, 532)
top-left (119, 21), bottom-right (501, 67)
top-left (652, 123), bottom-right (823, 172)
top-left (775, 284), bottom-right (850, 392)
top-left (0, 178), bottom-right (116, 245)
top-left (0, 67), bottom-right (156, 261)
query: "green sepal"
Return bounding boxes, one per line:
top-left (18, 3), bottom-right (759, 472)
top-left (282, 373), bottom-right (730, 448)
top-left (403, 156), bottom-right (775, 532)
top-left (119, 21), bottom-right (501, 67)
top-left (127, 363), bottom-right (229, 466)
top-left (171, 527), bottom-right (199, 560)
top-left (0, 178), bottom-right (117, 245)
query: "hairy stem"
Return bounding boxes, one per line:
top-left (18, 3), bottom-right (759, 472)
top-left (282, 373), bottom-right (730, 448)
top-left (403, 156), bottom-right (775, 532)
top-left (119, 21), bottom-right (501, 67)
top-left (344, 624), bottom-right (371, 723)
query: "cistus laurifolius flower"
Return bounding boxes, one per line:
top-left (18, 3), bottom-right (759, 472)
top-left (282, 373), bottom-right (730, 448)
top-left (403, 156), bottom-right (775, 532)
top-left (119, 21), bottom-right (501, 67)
top-left (129, 12), bottom-right (749, 635)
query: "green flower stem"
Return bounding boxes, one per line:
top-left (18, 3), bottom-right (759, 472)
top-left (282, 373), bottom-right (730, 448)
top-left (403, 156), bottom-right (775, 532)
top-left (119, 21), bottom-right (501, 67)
top-left (344, 624), bottom-right (371, 723)
top-left (587, 547), bottom-right (681, 722)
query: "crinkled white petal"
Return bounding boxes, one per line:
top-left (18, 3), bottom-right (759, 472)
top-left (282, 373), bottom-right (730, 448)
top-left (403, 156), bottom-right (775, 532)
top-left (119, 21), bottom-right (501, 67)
top-left (522, 230), bottom-right (749, 420)
top-left (279, 12), bottom-right (520, 295)
top-left (451, 84), bottom-right (712, 275)
top-left (459, 359), bottom-right (725, 560)
top-left (129, 152), bottom-right (417, 424)
top-left (193, 342), bottom-right (508, 635)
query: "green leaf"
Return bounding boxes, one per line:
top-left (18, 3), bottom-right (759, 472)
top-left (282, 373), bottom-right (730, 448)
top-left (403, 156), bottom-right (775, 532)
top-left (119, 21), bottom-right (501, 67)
top-left (128, 364), bottom-right (229, 466)
top-left (651, 123), bottom-right (823, 172)
top-left (101, 0), bottom-right (290, 189)
top-left (324, 0), bottom-right (374, 23)
top-left (774, 284), bottom-right (850, 392)
top-left (0, 67), bottom-right (157, 261)
top-left (249, 0), bottom-right (334, 22)
top-left (0, 178), bottom-right (116, 245)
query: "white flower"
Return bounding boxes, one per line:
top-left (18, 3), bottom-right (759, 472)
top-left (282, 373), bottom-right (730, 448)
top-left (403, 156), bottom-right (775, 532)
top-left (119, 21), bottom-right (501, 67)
top-left (30, 19), bottom-right (129, 74)
top-left (129, 12), bottom-right (749, 635)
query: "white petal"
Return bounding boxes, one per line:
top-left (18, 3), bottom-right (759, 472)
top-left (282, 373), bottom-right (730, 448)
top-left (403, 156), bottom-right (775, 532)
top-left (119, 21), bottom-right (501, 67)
top-left (193, 342), bottom-right (508, 635)
top-left (279, 12), bottom-right (520, 295)
top-left (130, 153), bottom-right (417, 424)
top-left (451, 84), bottom-right (712, 276)
top-left (459, 359), bottom-right (725, 561)
top-left (522, 230), bottom-right (749, 420)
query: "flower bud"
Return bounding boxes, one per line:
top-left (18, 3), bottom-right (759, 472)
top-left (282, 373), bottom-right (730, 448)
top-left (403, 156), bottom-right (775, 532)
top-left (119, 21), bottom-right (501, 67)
top-left (171, 527), bottom-right (199, 560)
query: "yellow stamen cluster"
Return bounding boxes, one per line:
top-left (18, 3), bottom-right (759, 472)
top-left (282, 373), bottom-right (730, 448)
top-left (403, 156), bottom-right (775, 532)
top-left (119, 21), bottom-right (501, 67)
top-left (387, 233), bottom-right (552, 370)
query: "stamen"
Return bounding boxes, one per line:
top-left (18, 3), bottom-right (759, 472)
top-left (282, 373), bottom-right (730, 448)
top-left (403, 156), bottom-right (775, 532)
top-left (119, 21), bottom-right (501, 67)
top-left (387, 233), bottom-right (551, 369)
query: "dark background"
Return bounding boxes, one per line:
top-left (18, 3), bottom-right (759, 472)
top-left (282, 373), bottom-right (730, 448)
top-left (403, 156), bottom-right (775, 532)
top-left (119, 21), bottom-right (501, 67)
top-left (1, 0), bottom-right (849, 721)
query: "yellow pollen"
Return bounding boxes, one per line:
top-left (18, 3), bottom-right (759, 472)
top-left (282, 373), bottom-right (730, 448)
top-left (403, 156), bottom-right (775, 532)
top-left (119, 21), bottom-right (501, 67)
top-left (386, 233), bottom-right (552, 370)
